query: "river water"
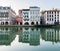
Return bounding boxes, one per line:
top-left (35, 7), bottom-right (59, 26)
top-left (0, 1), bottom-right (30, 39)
top-left (0, 27), bottom-right (60, 51)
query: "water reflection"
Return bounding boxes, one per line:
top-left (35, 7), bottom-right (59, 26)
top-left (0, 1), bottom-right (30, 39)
top-left (0, 27), bottom-right (60, 46)
top-left (0, 27), bottom-right (16, 45)
top-left (41, 28), bottom-right (60, 44)
top-left (19, 27), bottom-right (40, 46)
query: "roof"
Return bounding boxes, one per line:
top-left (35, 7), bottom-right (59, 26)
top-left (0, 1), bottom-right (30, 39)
top-left (0, 6), bottom-right (10, 10)
top-left (22, 9), bottom-right (30, 11)
top-left (30, 6), bottom-right (39, 8)
top-left (44, 8), bottom-right (60, 12)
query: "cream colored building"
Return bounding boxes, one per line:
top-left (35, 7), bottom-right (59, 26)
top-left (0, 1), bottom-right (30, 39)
top-left (0, 6), bottom-right (16, 25)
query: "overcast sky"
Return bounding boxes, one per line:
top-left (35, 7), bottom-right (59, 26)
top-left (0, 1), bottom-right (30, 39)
top-left (0, 0), bottom-right (60, 14)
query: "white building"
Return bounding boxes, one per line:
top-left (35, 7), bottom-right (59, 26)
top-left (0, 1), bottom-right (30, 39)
top-left (30, 6), bottom-right (40, 25)
top-left (0, 6), bottom-right (16, 25)
top-left (22, 9), bottom-right (30, 25)
top-left (44, 8), bottom-right (60, 25)
top-left (21, 6), bottom-right (40, 25)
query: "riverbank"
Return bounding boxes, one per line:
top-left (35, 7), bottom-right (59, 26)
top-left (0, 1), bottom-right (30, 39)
top-left (0, 25), bottom-right (34, 27)
top-left (0, 25), bottom-right (59, 28)
top-left (36, 25), bottom-right (60, 28)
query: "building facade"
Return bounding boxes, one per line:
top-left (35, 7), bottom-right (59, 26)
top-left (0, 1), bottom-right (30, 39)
top-left (44, 8), bottom-right (60, 25)
top-left (0, 6), bottom-right (16, 25)
top-left (16, 16), bottom-right (23, 25)
top-left (18, 6), bottom-right (40, 25)
top-left (30, 6), bottom-right (40, 25)
top-left (22, 9), bottom-right (30, 25)
top-left (16, 10), bottom-right (23, 25)
top-left (40, 10), bottom-right (45, 25)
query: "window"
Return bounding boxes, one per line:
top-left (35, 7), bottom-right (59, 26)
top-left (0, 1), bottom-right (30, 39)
top-left (24, 12), bottom-right (29, 18)
top-left (5, 12), bottom-right (9, 17)
top-left (47, 15), bottom-right (48, 17)
top-left (52, 19), bottom-right (53, 21)
top-left (47, 12), bottom-right (48, 14)
top-left (47, 18), bottom-right (49, 21)
top-left (57, 11), bottom-right (59, 14)
top-left (50, 15), bottom-right (51, 17)
top-left (52, 15), bottom-right (53, 17)
top-left (57, 17), bottom-right (59, 19)
top-left (52, 12), bottom-right (53, 14)
top-left (0, 12), bottom-right (9, 17)
top-left (3, 7), bottom-right (6, 10)
top-left (0, 7), bottom-right (2, 9)
top-left (1, 13), bottom-right (4, 17)
top-left (57, 15), bottom-right (59, 16)
top-left (27, 16), bottom-right (28, 18)
top-left (55, 12), bottom-right (56, 14)
top-left (7, 7), bottom-right (10, 9)
top-left (55, 17), bottom-right (56, 19)
top-left (49, 18), bottom-right (51, 21)
top-left (55, 15), bottom-right (56, 16)
top-left (49, 11), bottom-right (51, 14)
top-left (25, 16), bottom-right (26, 18)
top-left (55, 20), bottom-right (56, 22)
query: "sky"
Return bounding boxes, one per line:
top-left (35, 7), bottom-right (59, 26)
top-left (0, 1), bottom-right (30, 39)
top-left (0, 0), bottom-right (60, 14)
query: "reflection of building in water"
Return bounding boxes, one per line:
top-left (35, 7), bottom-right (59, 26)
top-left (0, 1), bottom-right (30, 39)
top-left (30, 28), bottom-right (40, 46)
top-left (19, 27), bottom-right (40, 46)
top-left (0, 27), bottom-right (16, 45)
top-left (16, 27), bottom-right (23, 35)
top-left (19, 27), bottom-right (30, 43)
top-left (41, 28), bottom-right (60, 43)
